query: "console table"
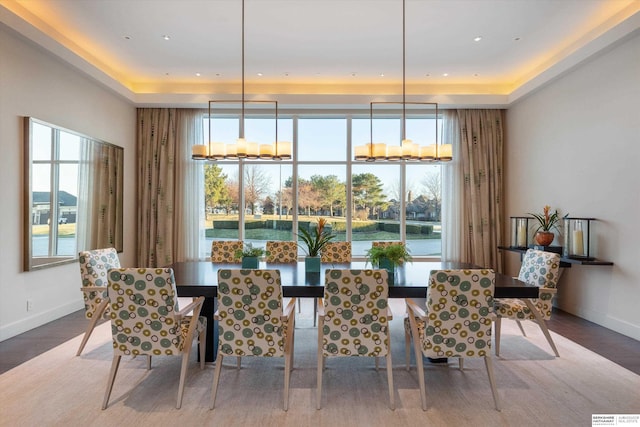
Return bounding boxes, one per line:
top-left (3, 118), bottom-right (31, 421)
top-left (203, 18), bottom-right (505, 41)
top-left (498, 245), bottom-right (614, 267)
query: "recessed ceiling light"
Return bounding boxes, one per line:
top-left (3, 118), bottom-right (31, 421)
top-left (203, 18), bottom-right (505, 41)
top-left (215, 73), bottom-right (221, 77)
top-left (443, 73), bottom-right (449, 77)
top-left (425, 73), bottom-right (431, 77)
top-left (123, 35), bottom-right (131, 40)
top-left (474, 73), bottom-right (479, 77)
top-left (257, 72), bottom-right (263, 77)
top-left (162, 35), bottom-right (170, 40)
top-left (380, 73), bottom-right (385, 77)
top-left (351, 72), bottom-right (357, 77)
top-left (195, 73), bottom-right (201, 77)
top-left (514, 37), bottom-right (521, 41)
top-left (473, 36), bottom-right (482, 42)
top-left (284, 72), bottom-right (289, 77)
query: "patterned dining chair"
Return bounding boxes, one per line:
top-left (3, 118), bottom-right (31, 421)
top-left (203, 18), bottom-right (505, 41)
top-left (265, 240), bottom-right (302, 315)
top-left (320, 241), bottom-right (352, 263)
top-left (211, 269), bottom-right (296, 411)
top-left (317, 269), bottom-right (394, 410)
top-left (265, 240), bottom-right (298, 263)
top-left (102, 268), bottom-right (206, 409)
top-left (371, 241), bottom-right (404, 249)
top-left (494, 249), bottom-right (562, 357)
top-left (76, 247), bottom-right (121, 356)
top-left (210, 240), bottom-right (243, 263)
top-left (405, 269), bottom-right (500, 411)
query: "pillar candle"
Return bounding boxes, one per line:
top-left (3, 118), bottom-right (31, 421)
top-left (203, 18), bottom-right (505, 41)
top-left (517, 224), bottom-right (527, 247)
top-left (572, 229), bottom-right (584, 256)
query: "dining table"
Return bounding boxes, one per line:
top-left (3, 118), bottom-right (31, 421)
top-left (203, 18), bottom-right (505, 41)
top-left (170, 260), bottom-right (538, 362)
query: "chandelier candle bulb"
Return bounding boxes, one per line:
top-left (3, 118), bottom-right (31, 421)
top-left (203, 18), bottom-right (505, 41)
top-left (236, 138), bottom-right (247, 158)
top-left (373, 143), bottom-right (387, 160)
top-left (388, 145), bottom-right (402, 160)
top-left (276, 141), bottom-right (292, 159)
top-left (259, 143), bottom-right (274, 159)
top-left (225, 144), bottom-right (238, 159)
top-left (192, 144), bottom-right (208, 158)
top-left (246, 142), bottom-right (259, 159)
top-left (355, 144), bottom-right (371, 160)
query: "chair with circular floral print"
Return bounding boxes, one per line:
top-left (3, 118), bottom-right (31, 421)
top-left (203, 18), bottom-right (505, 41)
top-left (211, 269), bottom-right (296, 411)
top-left (210, 240), bottom-right (243, 263)
top-left (494, 249), bottom-right (562, 357)
top-left (317, 269), bottom-right (394, 410)
top-left (371, 241), bottom-right (404, 249)
top-left (102, 268), bottom-right (206, 410)
top-left (76, 247), bottom-right (121, 356)
top-left (265, 240), bottom-right (298, 263)
top-left (320, 241), bottom-right (351, 263)
top-left (405, 269), bottom-right (500, 411)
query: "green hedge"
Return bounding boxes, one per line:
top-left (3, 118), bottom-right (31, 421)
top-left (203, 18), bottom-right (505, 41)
top-left (352, 222), bottom-right (378, 232)
top-left (383, 222), bottom-right (400, 233)
top-left (212, 220), bottom-right (238, 229)
top-left (421, 225), bottom-right (434, 235)
top-left (265, 219), bottom-right (293, 231)
top-left (406, 224), bottom-right (422, 235)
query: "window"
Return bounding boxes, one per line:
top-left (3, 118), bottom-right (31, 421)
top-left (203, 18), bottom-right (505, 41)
top-left (30, 121), bottom-right (80, 257)
top-left (200, 112), bottom-right (442, 260)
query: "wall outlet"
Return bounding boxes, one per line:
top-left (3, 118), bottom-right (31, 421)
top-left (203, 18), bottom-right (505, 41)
top-left (27, 299), bottom-right (33, 311)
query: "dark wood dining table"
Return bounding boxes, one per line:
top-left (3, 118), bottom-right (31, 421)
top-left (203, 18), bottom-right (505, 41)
top-left (170, 260), bottom-right (537, 362)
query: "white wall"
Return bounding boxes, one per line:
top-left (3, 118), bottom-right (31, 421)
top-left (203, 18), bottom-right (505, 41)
top-left (0, 25), bottom-right (137, 340)
top-left (505, 33), bottom-right (640, 340)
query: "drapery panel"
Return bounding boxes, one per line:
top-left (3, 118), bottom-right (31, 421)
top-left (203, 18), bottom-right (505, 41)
top-left (137, 108), bottom-right (177, 266)
top-left (137, 108), bottom-right (204, 267)
top-left (77, 138), bottom-right (123, 252)
top-left (456, 109), bottom-right (504, 271)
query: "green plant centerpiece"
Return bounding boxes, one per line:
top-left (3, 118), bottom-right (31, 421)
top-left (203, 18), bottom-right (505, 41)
top-left (297, 218), bottom-right (336, 272)
top-left (234, 242), bottom-right (265, 269)
top-left (529, 205), bottom-right (565, 246)
top-left (365, 243), bottom-right (412, 284)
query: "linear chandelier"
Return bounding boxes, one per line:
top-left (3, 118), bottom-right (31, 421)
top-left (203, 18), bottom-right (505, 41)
top-left (354, 0), bottom-right (452, 163)
top-left (191, 0), bottom-right (290, 161)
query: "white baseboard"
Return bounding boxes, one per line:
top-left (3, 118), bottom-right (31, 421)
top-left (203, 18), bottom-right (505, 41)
top-left (558, 303), bottom-right (640, 341)
top-left (0, 300), bottom-right (84, 341)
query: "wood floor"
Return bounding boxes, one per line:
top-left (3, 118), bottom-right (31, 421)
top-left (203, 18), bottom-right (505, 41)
top-left (1, 307), bottom-right (639, 375)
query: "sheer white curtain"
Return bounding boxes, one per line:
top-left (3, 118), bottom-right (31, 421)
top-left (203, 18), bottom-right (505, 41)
top-left (175, 109), bottom-right (206, 261)
top-left (441, 110), bottom-right (463, 261)
top-left (77, 137), bottom-right (95, 251)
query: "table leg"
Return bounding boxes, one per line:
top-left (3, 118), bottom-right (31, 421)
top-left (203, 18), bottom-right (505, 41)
top-left (201, 296), bottom-right (218, 363)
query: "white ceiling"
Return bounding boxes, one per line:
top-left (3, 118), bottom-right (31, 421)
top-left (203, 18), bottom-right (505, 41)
top-left (2, 0), bottom-right (639, 107)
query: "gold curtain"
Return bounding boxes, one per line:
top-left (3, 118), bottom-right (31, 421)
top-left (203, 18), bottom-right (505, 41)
top-left (137, 108), bottom-right (178, 267)
top-left (457, 109), bottom-right (504, 270)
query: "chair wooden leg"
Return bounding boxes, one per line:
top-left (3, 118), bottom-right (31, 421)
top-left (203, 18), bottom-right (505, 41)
top-left (316, 317), bottom-right (324, 409)
top-left (210, 354), bottom-right (224, 409)
top-left (146, 355), bottom-right (151, 370)
top-left (284, 344), bottom-right (291, 411)
top-left (484, 356), bottom-right (501, 411)
top-left (375, 357), bottom-right (380, 371)
top-left (495, 317), bottom-right (502, 357)
top-left (516, 319), bottom-right (527, 337)
top-left (237, 357), bottom-right (241, 370)
top-left (102, 355), bottom-right (121, 410)
top-left (408, 315), bottom-right (427, 411)
top-left (458, 357), bottom-right (464, 371)
top-left (386, 350), bottom-right (395, 410)
top-left (404, 321), bottom-right (412, 371)
top-left (199, 328), bottom-right (206, 369)
top-left (176, 351), bottom-right (190, 409)
top-left (523, 299), bottom-right (560, 357)
top-left (77, 299), bottom-right (109, 356)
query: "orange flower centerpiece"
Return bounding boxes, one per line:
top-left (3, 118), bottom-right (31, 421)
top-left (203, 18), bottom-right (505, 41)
top-left (529, 205), bottom-right (562, 246)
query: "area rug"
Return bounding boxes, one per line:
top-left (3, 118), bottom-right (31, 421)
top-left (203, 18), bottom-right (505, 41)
top-left (1, 300), bottom-right (638, 427)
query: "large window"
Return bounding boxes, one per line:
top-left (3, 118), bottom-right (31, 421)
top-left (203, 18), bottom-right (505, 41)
top-left (201, 113), bottom-right (442, 260)
top-left (30, 121), bottom-right (80, 258)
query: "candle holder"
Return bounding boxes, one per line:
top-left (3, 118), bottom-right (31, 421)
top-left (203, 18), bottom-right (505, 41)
top-left (510, 216), bottom-right (531, 249)
top-left (563, 218), bottom-right (595, 260)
